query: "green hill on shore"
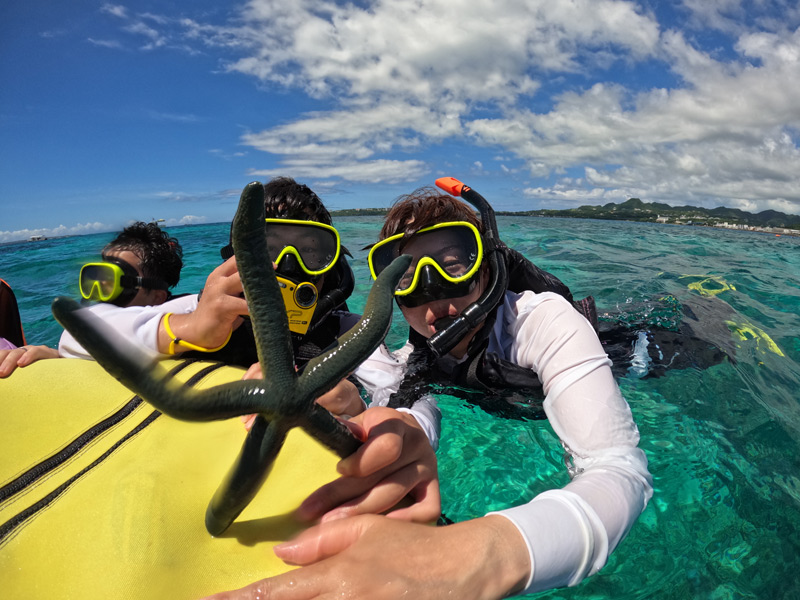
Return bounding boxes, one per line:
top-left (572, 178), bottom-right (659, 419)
top-left (496, 198), bottom-right (800, 230)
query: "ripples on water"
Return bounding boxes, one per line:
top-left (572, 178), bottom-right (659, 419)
top-left (2, 217), bottom-right (799, 598)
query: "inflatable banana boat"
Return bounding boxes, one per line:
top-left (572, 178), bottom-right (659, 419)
top-left (0, 357), bottom-right (339, 599)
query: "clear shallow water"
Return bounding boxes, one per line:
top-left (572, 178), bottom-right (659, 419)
top-left (2, 217), bottom-right (799, 598)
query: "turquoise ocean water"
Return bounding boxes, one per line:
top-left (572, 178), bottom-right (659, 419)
top-left (2, 216), bottom-right (799, 598)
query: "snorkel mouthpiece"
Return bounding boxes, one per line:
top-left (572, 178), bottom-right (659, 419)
top-left (427, 177), bottom-right (509, 357)
top-left (433, 315), bottom-right (458, 332)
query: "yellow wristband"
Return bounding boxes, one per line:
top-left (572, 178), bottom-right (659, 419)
top-left (162, 312), bottom-right (232, 355)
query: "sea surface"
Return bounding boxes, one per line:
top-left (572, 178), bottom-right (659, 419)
top-left (2, 217), bottom-right (800, 598)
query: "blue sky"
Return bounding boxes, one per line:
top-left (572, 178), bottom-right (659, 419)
top-left (2, 0), bottom-right (800, 242)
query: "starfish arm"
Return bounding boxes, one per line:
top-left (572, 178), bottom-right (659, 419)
top-left (298, 254), bottom-right (412, 401)
top-left (301, 403), bottom-right (362, 458)
top-left (145, 381), bottom-right (295, 422)
top-left (205, 415), bottom-right (289, 536)
top-left (51, 296), bottom-right (274, 421)
top-left (232, 181), bottom-right (297, 388)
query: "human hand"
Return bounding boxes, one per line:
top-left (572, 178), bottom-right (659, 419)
top-left (202, 514), bottom-right (530, 600)
top-left (314, 378), bottom-right (365, 418)
top-left (0, 345), bottom-right (60, 378)
top-left (158, 257), bottom-right (248, 353)
top-left (296, 406), bottom-right (440, 524)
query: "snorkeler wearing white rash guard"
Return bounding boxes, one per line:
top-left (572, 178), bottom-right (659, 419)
top-left (209, 178), bottom-right (652, 599)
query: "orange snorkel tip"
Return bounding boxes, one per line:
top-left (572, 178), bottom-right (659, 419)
top-left (435, 177), bottom-right (469, 197)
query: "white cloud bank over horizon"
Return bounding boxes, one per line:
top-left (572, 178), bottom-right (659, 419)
top-left (0, 215), bottom-right (209, 245)
top-left (87, 0), bottom-right (800, 214)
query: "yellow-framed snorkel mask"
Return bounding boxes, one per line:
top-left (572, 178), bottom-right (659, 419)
top-left (265, 218), bottom-right (341, 277)
top-left (79, 258), bottom-right (168, 306)
top-left (218, 218), bottom-right (343, 335)
top-left (265, 219), bottom-right (341, 334)
top-left (368, 221), bottom-right (484, 307)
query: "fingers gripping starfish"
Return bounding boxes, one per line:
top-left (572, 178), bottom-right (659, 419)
top-left (52, 181), bottom-right (410, 536)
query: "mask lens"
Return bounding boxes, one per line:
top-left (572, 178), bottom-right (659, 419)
top-left (369, 223), bottom-right (482, 295)
top-left (79, 263), bottom-right (121, 301)
top-left (370, 242), bottom-right (399, 277)
top-left (265, 220), bottom-right (340, 275)
top-left (395, 268), bottom-right (479, 308)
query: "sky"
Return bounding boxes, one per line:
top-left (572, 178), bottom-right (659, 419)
top-left (2, 0), bottom-right (800, 243)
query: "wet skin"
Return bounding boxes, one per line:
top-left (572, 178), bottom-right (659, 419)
top-left (52, 181), bottom-right (409, 536)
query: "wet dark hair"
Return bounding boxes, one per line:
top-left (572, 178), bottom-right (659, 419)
top-left (103, 222), bottom-right (183, 289)
top-left (380, 187), bottom-right (483, 240)
top-left (264, 176), bottom-right (332, 225)
top-left (221, 177), bottom-right (339, 259)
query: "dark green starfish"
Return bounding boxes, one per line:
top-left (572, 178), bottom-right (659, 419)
top-left (52, 181), bottom-right (409, 536)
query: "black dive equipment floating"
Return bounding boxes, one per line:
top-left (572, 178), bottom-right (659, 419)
top-left (427, 177), bottom-right (509, 357)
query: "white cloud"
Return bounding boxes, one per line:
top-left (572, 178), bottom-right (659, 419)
top-left (87, 38), bottom-right (124, 49)
top-left (224, 0), bottom-right (661, 183)
top-left (158, 215), bottom-right (207, 226)
top-left (146, 110), bottom-right (200, 123)
top-left (0, 222), bottom-right (111, 244)
top-left (680, 0), bottom-right (746, 33)
top-left (153, 188), bottom-right (241, 204)
top-left (248, 158), bottom-right (428, 184)
top-left (124, 21), bottom-right (167, 49)
top-left (209, 149), bottom-right (247, 160)
top-left (99, 0), bottom-right (800, 212)
top-left (101, 4), bottom-right (128, 19)
top-left (227, 0), bottom-right (658, 101)
top-left (463, 24), bottom-right (800, 208)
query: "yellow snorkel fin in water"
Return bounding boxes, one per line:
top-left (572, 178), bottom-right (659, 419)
top-left (679, 274), bottom-right (783, 358)
top-left (680, 274), bottom-right (736, 297)
top-left (726, 321), bottom-right (785, 357)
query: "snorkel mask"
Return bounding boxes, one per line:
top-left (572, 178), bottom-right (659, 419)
top-left (368, 221), bottom-right (484, 308)
top-left (367, 177), bottom-right (509, 357)
top-left (79, 256), bottom-right (168, 307)
top-left (221, 218), bottom-right (342, 335)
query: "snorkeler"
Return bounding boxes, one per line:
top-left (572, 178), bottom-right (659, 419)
top-left (364, 181), bottom-right (730, 420)
top-left (0, 279), bottom-right (60, 378)
top-left (210, 178), bottom-right (652, 599)
top-left (1, 222), bottom-right (183, 377)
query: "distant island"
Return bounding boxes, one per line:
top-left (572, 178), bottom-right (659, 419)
top-left (496, 197), bottom-right (800, 232)
top-left (330, 207), bottom-right (389, 217)
top-left (334, 198), bottom-right (800, 235)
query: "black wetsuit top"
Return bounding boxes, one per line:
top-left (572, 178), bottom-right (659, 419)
top-left (184, 255), bottom-right (355, 370)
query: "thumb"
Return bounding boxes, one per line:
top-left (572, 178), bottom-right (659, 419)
top-left (273, 515), bottom-right (377, 565)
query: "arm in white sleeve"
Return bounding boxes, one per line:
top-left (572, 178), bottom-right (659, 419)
top-left (353, 342), bottom-right (441, 450)
top-left (490, 292), bottom-right (653, 594)
top-left (58, 295), bottom-right (199, 360)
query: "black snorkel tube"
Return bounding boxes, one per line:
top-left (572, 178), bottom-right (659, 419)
top-left (305, 250), bottom-right (355, 333)
top-left (427, 177), bottom-right (509, 357)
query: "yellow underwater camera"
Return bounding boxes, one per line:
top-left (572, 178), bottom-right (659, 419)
top-left (276, 275), bottom-right (318, 335)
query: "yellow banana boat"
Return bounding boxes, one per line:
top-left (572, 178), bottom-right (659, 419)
top-left (0, 357), bottom-right (339, 599)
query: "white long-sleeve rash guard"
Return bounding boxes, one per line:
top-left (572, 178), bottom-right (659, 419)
top-left (59, 294), bottom-right (200, 361)
top-left (57, 295), bottom-right (441, 443)
top-left (354, 290), bottom-right (653, 594)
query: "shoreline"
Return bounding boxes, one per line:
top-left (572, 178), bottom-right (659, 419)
top-left (3, 214), bottom-right (799, 247)
top-left (501, 215), bottom-right (800, 237)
